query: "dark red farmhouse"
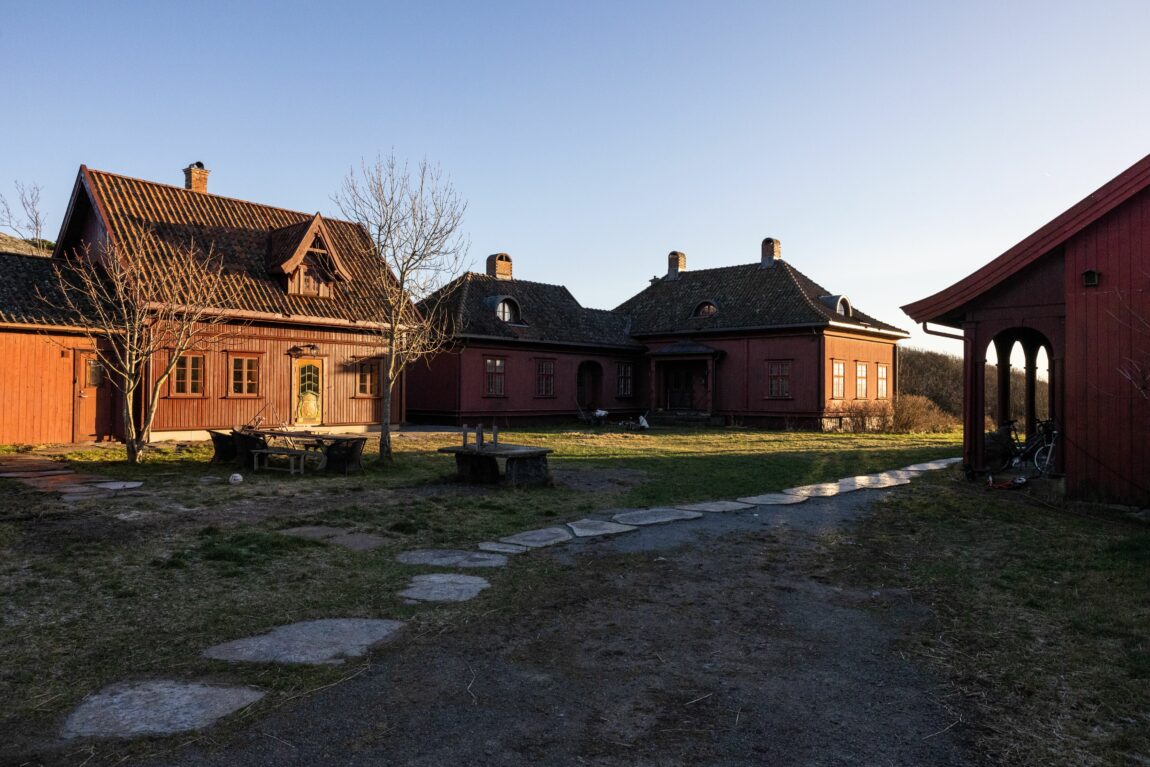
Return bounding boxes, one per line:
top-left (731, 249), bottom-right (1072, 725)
top-left (903, 152), bottom-right (1150, 504)
top-left (409, 240), bottom-right (909, 428)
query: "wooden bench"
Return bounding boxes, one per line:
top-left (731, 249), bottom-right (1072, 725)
top-left (250, 447), bottom-right (315, 475)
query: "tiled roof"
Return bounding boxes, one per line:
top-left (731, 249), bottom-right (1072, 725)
top-left (614, 261), bottom-right (907, 337)
top-left (73, 168), bottom-right (392, 325)
top-left (0, 252), bottom-right (85, 327)
top-left (422, 273), bottom-right (642, 349)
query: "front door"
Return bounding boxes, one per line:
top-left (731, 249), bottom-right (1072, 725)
top-left (292, 357), bottom-right (324, 426)
top-left (73, 351), bottom-right (104, 441)
top-left (664, 364), bottom-right (694, 410)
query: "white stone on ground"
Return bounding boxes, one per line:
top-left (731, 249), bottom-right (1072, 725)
top-left (91, 480), bottom-right (144, 490)
top-left (675, 500), bottom-right (754, 513)
top-left (837, 474), bottom-right (903, 492)
top-left (736, 492), bottom-right (809, 505)
top-left (612, 507), bottom-right (703, 526)
top-left (62, 680), bottom-right (264, 739)
top-left (396, 549), bottom-right (508, 568)
top-left (902, 457), bottom-right (962, 472)
top-left (202, 618), bottom-right (405, 665)
top-left (566, 519), bottom-right (638, 537)
top-left (478, 541), bottom-right (529, 555)
top-left (399, 573), bottom-right (491, 602)
top-left (499, 527), bottom-right (573, 548)
top-left (783, 482), bottom-right (842, 497)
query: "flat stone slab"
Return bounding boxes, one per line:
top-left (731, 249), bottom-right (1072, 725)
top-left (612, 507), bottom-right (703, 526)
top-left (62, 680), bottom-right (264, 739)
top-left (903, 458), bottom-right (962, 472)
top-left (675, 500), bottom-right (755, 513)
top-left (396, 549), bottom-right (508, 568)
top-left (566, 518), bottom-right (638, 537)
top-left (203, 619), bottom-right (405, 665)
top-left (499, 527), bottom-right (573, 548)
top-left (90, 481), bottom-right (144, 491)
top-left (783, 482), bottom-right (842, 497)
top-left (399, 573), bottom-right (490, 602)
top-left (328, 532), bottom-right (387, 552)
top-left (737, 492), bottom-right (810, 505)
top-left (280, 525), bottom-right (347, 541)
top-left (478, 541), bottom-right (529, 555)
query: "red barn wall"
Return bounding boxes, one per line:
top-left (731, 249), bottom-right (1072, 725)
top-left (1063, 186), bottom-right (1150, 503)
top-left (0, 329), bottom-right (96, 444)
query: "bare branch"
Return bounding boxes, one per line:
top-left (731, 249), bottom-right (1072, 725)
top-left (333, 153), bottom-right (470, 459)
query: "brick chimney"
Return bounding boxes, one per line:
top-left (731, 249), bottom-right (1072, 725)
top-left (666, 250), bottom-right (686, 280)
top-left (183, 162), bottom-right (209, 194)
top-left (760, 237), bottom-right (781, 268)
top-left (486, 253), bottom-right (513, 280)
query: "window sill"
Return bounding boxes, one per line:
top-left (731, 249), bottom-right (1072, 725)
top-left (226, 394), bottom-right (263, 399)
top-left (168, 393), bottom-right (207, 399)
top-left (353, 394), bottom-right (383, 399)
top-left (482, 394), bottom-right (508, 399)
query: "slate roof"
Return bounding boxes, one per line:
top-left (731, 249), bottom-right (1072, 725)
top-left (57, 167), bottom-right (394, 326)
top-left (615, 261), bottom-right (908, 337)
top-left (422, 272), bottom-right (641, 349)
top-left (0, 252), bottom-right (85, 327)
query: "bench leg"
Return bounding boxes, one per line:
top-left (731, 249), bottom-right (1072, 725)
top-left (455, 454), bottom-right (500, 483)
top-left (506, 456), bottom-right (549, 486)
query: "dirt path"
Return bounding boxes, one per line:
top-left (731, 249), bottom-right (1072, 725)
top-left (139, 490), bottom-right (973, 767)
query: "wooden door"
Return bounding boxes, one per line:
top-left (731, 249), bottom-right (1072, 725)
top-left (73, 351), bottom-right (104, 441)
top-left (665, 365), bottom-right (694, 410)
top-left (292, 357), bottom-right (324, 426)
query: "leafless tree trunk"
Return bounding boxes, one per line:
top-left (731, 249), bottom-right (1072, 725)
top-left (44, 230), bottom-right (236, 463)
top-left (334, 154), bottom-right (469, 461)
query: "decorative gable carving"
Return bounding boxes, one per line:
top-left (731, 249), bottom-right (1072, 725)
top-left (267, 213), bottom-right (351, 297)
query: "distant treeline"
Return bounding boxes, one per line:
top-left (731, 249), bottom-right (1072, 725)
top-left (899, 347), bottom-right (1049, 426)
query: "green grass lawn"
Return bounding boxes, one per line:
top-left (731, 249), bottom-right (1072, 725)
top-left (0, 426), bottom-right (960, 763)
top-left (829, 473), bottom-right (1150, 767)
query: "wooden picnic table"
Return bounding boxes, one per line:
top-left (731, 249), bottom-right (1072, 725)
top-left (239, 429), bottom-right (372, 475)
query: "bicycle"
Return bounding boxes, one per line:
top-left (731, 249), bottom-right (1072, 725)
top-left (984, 418), bottom-right (1058, 475)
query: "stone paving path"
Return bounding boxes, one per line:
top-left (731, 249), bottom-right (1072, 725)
top-left (58, 457), bottom-right (962, 740)
top-left (0, 455), bottom-right (143, 502)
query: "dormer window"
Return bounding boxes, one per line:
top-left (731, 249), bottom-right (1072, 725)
top-left (819, 294), bottom-right (852, 317)
top-left (496, 298), bottom-right (521, 323)
top-left (292, 261), bottom-right (332, 297)
top-left (268, 213), bottom-right (351, 298)
top-left (694, 301), bottom-right (718, 318)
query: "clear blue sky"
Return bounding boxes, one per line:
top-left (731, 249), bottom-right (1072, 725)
top-left (4, 1), bottom-right (1149, 355)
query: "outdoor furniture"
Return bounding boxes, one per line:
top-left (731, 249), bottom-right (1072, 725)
top-left (438, 426), bottom-right (552, 486)
top-left (208, 430), bottom-right (237, 464)
top-left (244, 429), bottom-right (373, 474)
top-left (322, 437), bottom-right (368, 475)
top-left (231, 430), bottom-right (269, 471)
top-left (249, 447), bottom-right (312, 475)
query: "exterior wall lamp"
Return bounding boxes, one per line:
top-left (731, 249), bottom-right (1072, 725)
top-left (287, 344), bottom-right (320, 357)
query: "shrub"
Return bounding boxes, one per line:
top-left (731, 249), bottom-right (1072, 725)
top-left (892, 394), bottom-right (960, 433)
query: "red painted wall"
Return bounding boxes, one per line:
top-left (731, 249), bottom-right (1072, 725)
top-left (408, 343), bottom-right (643, 424)
top-left (1063, 187), bottom-right (1150, 502)
top-left (0, 330), bottom-right (98, 444)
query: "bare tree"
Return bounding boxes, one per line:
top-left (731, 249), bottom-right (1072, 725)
top-left (46, 230), bottom-right (236, 463)
top-left (0, 181), bottom-right (49, 252)
top-left (334, 154), bottom-right (469, 461)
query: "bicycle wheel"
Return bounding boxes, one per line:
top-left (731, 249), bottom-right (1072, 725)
top-left (1034, 444), bottom-right (1055, 475)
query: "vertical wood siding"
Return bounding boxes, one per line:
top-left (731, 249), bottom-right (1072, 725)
top-left (0, 331), bottom-right (95, 444)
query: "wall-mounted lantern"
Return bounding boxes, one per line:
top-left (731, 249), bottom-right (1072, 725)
top-left (287, 343), bottom-right (320, 357)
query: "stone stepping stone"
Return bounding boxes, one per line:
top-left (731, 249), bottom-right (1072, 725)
top-left (612, 507), bottom-right (703, 526)
top-left (499, 527), bottom-right (573, 548)
top-left (836, 474), bottom-right (896, 492)
top-left (281, 525), bottom-right (347, 541)
top-left (902, 457), bottom-right (961, 472)
top-left (566, 518), bottom-right (638, 537)
top-left (396, 549), bottom-right (508, 568)
top-left (328, 532), bottom-right (386, 552)
top-left (478, 541), bottom-right (529, 555)
top-left (736, 492), bottom-right (809, 505)
top-left (675, 500), bottom-right (754, 513)
top-left (90, 481), bottom-right (144, 491)
top-left (62, 680), bottom-right (264, 739)
top-left (783, 482), bottom-right (842, 497)
top-left (202, 618), bottom-right (404, 665)
top-left (399, 573), bottom-right (490, 603)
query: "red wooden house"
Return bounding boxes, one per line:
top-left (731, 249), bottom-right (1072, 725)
top-left (903, 152), bottom-right (1150, 504)
top-left (409, 239), bottom-right (908, 428)
top-left (0, 163), bottom-right (401, 445)
top-left (407, 254), bottom-right (645, 423)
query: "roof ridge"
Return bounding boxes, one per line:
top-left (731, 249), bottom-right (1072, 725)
top-left (85, 167), bottom-right (358, 229)
top-left (465, 271), bottom-right (578, 292)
